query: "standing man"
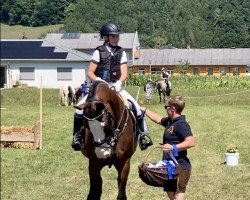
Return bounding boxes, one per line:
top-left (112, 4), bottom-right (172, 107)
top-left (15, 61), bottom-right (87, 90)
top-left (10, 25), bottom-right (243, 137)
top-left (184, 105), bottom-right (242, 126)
top-left (72, 22), bottom-right (153, 151)
top-left (141, 95), bottom-right (195, 200)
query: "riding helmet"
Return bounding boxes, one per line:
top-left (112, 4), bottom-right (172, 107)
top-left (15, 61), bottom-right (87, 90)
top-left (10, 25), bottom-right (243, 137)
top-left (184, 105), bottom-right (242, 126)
top-left (100, 22), bottom-right (123, 38)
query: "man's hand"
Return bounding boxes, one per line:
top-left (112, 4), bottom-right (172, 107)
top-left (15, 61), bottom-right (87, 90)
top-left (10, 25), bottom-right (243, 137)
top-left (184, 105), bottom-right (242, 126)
top-left (113, 80), bottom-right (122, 92)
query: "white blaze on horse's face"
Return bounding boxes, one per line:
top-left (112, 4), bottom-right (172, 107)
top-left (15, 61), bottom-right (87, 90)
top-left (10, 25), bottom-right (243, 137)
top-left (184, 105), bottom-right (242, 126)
top-left (88, 120), bottom-right (106, 142)
top-left (88, 120), bottom-right (111, 159)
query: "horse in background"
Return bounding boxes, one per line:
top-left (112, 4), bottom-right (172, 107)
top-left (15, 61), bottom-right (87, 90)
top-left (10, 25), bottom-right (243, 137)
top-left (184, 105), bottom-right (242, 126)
top-left (59, 85), bottom-right (76, 106)
top-left (153, 79), bottom-right (172, 103)
top-left (75, 81), bottom-right (137, 200)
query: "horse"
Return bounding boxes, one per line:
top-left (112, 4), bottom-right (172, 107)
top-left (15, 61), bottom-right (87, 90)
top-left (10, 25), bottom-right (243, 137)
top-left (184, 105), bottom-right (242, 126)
top-left (59, 85), bottom-right (76, 106)
top-left (153, 80), bottom-right (172, 103)
top-left (75, 81), bottom-right (137, 200)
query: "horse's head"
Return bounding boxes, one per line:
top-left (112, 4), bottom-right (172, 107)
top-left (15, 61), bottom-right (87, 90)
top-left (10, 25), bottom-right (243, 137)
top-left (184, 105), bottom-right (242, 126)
top-left (153, 81), bottom-right (161, 93)
top-left (75, 99), bottom-right (115, 138)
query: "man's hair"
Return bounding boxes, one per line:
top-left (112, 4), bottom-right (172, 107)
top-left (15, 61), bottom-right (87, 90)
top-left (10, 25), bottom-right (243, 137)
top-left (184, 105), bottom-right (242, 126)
top-left (165, 95), bottom-right (185, 113)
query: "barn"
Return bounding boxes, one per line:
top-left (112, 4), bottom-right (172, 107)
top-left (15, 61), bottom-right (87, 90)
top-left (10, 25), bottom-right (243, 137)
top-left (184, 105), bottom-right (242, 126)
top-left (133, 48), bottom-right (250, 76)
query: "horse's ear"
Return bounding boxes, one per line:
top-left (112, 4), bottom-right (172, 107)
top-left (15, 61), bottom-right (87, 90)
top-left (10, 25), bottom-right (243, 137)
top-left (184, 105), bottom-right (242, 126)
top-left (74, 103), bottom-right (87, 110)
top-left (96, 102), bottom-right (105, 111)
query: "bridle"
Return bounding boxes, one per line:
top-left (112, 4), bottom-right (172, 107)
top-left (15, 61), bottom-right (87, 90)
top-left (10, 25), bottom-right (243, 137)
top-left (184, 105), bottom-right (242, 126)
top-left (82, 103), bottom-right (130, 149)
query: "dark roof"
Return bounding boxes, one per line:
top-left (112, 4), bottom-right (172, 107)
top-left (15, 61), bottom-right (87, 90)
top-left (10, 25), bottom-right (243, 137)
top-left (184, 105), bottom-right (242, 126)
top-left (1, 40), bottom-right (68, 59)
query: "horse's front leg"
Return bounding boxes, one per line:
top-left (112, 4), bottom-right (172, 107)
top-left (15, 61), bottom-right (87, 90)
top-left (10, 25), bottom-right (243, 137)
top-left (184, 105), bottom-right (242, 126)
top-left (158, 91), bottom-right (161, 103)
top-left (115, 159), bottom-right (131, 200)
top-left (87, 159), bottom-right (103, 200)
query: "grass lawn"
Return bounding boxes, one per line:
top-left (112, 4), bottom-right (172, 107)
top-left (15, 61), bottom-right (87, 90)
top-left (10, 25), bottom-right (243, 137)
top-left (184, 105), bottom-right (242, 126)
top-left (1, 23), bottom-right (63, 39)
top-left (1, 87), bottom-right (250, 199)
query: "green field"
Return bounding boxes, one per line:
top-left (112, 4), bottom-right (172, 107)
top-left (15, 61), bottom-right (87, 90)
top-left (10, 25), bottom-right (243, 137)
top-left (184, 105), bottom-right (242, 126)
top-left (1, 23), bottom-right (63, 39)
top-left (1, 86), bottom-right (250, 199)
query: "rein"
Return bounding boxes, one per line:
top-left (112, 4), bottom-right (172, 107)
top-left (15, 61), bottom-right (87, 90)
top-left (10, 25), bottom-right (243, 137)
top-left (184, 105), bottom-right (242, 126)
top-left (109, 107), bottom-right (129, 147)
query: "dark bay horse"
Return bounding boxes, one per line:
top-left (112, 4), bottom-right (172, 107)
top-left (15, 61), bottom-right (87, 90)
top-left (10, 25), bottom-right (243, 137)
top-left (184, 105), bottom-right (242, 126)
top-left (153, 80), bottom-right (172, 103)
top-left (75, 81), bottom-right (137, 200)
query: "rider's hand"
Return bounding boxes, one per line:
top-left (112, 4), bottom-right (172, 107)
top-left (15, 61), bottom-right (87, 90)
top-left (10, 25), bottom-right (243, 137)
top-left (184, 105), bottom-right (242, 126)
top-left (113, 80), bottom-right (122, 92)
top-left (95, 77), bottom-right (107, 83)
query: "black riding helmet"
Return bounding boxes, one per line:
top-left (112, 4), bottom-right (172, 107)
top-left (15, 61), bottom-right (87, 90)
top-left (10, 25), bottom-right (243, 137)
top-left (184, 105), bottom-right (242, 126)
top-left (100, 22), bottom-right (123, 38)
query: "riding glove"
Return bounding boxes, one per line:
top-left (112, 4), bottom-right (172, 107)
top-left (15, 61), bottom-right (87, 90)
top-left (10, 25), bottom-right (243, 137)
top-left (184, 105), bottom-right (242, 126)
top-left (113, 80), bottom-right (122, 92)
top-left (95, 77), bottom-right (107, 83)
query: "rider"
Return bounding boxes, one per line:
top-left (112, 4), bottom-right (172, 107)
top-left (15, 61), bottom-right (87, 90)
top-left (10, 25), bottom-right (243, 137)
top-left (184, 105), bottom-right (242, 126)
top-left (72, 21), bottom-right (153, 151)
top-left (161, 68), bottom-right (170, 87)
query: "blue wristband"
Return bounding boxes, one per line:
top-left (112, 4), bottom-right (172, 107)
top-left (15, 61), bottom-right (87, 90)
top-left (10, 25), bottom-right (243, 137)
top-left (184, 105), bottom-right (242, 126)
top-left (173, 145), bottom-right (178, 157)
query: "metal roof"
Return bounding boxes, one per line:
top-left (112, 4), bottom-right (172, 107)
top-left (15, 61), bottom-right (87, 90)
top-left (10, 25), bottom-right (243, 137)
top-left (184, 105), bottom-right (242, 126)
top-left (44, 32), bottom-right (138, 50)
top-left (134, 48), bottom-right (250, 66)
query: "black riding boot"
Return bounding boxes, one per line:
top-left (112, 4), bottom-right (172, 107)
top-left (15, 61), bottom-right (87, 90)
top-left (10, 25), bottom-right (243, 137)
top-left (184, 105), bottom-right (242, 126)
top-left (136, 116), bottom-right (153, 150)
top-left (71, 113), bottom-right (84, 151)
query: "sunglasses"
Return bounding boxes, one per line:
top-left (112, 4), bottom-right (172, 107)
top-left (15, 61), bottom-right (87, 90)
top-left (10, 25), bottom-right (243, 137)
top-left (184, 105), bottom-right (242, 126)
top-left (164, 105), bottom-right (171, 110)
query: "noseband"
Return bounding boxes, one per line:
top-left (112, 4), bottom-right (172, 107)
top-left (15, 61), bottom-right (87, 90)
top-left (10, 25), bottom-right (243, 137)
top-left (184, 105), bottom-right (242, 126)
top-left (82, 108), bottom-right (108, 121)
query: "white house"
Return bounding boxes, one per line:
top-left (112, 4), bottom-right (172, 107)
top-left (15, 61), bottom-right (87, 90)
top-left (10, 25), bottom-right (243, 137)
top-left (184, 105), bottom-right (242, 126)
top-left (1, 39), bottom-right (92, 88)
top-left (1, 32), bottom-right (140, 88)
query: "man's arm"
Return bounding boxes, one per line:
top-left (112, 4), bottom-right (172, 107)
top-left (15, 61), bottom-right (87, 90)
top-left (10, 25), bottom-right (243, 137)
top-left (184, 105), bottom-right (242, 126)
top-left (141, 107), bottom-right (162, 124)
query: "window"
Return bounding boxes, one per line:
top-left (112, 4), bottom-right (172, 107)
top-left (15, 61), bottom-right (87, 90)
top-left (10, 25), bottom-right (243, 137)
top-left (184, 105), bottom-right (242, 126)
top-left (151, 68), bottom-right (161, 74)
top-left (167, 68), bottom-right (174, 75)
top-left (57, 67), bottom-right (72, 80)
top-left (193, 68), bottom-right (200, 75)
top-left (246, 66), bottom-right (250, 73)
top-left (20, 67), bottom-right (34, 80)
top-left (232, 67), bottom-right (239, 76)
top-left (207, 68), bottom-right (213, 75)
top-left (220, 67), bottom-right (227, 76)
top-left (138, 68), bottom-right (145, 75)
top-left (246, 66), bottom-right (250, 76)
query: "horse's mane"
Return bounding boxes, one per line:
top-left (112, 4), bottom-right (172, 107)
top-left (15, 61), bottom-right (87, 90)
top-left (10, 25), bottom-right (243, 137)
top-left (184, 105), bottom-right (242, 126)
top-left (87, 81), bottom-right (119, 101)
top-left (86, 81), bottom-right (103, 103)
top-left (85, 81), bottom-right (124, 122)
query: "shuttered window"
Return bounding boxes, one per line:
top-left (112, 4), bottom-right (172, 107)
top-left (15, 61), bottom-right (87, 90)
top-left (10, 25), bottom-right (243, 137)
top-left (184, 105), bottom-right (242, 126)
top-left (207, 68), bottom-right (213, 75)
top-left (138, 68), bottom-right (145, 75)
top-left (232, 67), bottom-right (239, 76)
top-left (20, 67), bottom-right (35, 80)
top-left (57, 67), bottom-right (72, 80)
top-left (220, 67), bottom-right (227, 76)
top-left (193, 68), bottom-right (200, 75)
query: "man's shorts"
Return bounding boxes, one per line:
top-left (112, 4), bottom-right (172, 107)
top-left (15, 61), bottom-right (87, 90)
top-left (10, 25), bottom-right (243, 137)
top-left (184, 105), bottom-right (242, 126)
top-left (163, 166), bottom-right (191, 193)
